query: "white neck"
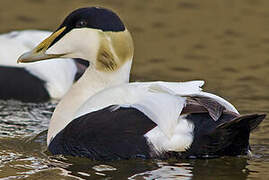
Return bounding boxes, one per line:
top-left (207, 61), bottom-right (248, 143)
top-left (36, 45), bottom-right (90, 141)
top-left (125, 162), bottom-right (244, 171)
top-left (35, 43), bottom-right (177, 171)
top-left (47, 60), bottom-right (132, 145)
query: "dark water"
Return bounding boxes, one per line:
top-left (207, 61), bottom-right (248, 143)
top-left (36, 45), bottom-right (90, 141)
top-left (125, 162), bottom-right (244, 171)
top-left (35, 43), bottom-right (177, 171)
top-left (0, 0), bottom-right (269, 179)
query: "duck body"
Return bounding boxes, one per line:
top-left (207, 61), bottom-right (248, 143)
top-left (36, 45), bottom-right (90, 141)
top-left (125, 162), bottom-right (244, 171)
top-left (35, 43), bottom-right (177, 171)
top-left (0, 30), bottom-right (86, 102)
top-left (47, 81), bottom-right (264, 160)
top-left (18, 7), bottom-right (265, 160)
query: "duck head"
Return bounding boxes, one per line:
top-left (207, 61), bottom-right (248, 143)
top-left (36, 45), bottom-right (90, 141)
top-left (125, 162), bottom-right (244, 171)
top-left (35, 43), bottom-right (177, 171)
top-left (18, 7), bottom-right (134, 72)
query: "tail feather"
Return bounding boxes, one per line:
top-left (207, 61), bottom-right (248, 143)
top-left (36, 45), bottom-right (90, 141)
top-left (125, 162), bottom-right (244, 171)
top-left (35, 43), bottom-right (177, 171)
top-left (183, 113), bottom-right (266, 158)
top-left (216, 113), bottom-right (265, 156)
top-left (219, 114), bottom-right (265, 132)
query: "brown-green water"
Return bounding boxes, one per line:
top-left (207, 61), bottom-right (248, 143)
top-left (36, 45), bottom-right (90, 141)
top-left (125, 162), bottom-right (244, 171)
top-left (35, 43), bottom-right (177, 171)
top-left (0, 0), bottom-right (269, 179)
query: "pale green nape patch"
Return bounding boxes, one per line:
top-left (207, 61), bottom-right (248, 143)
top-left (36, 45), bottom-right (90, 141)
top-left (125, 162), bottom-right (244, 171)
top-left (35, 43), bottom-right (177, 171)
top-left (96, 29), bottom-right (134, 72)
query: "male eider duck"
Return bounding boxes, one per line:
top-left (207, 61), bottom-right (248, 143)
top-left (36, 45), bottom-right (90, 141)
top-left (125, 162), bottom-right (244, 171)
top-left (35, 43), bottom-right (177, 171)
top-left (0, 30), bottom-right (88, 102)
top-left (17, 7), bottom-right (265, 160)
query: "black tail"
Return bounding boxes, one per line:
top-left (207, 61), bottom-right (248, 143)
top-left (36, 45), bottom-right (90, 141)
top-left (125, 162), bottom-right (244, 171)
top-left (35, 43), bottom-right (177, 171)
top-left (216, 114), bottom-right (265, 156)
top-left (183, 113), bottom-right (266, 158)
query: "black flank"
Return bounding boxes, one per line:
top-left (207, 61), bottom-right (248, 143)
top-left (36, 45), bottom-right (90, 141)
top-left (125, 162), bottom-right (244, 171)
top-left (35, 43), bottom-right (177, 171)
top-left (0, 66), bottom-right (49, 102)
top-left (48, 106), bottom-right (157, 160)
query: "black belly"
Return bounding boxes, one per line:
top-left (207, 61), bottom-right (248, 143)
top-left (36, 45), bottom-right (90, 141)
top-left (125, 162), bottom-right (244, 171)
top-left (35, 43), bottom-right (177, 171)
top-left (0, 66), bottom-right (50, 102)
top-left (48, 106), bottom-right (157, 160)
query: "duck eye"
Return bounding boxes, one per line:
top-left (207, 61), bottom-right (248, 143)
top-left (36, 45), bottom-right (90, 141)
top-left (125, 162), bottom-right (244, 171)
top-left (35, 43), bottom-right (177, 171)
top-left (75, 20), bottom-right (87, 28)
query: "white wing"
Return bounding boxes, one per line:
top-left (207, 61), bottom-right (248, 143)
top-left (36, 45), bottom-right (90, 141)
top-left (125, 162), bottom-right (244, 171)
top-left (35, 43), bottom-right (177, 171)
top-left (75, 80), bottom-right (238, 118)
top-left (73, 80), bottom-right (239, 153)
top-left (147, 81), bottom-right (238, 114)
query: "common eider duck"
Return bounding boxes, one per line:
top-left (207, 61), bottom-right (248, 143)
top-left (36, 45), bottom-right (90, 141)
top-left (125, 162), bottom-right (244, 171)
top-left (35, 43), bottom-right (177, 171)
top-left (17, 7), bottom-right (265, 160)
top-left (0, 30), bottom-right (88, 102)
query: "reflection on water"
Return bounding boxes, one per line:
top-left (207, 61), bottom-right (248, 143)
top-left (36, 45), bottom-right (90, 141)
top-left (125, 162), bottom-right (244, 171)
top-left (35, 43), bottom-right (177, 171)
top-left (0, 100), bottom-right (53, 137)
top-left (1, 0), bottom-right (269, 179)
top-left (129, 162), bottom-right (192, 180)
